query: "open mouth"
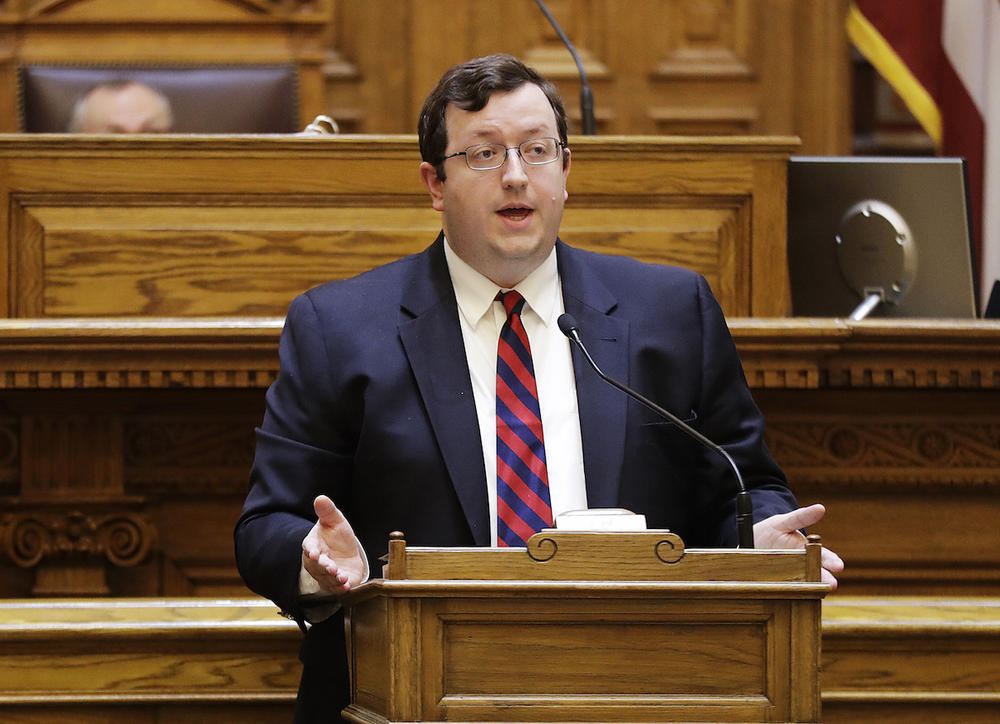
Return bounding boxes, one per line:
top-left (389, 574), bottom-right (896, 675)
top-left (498, 206), bottom-right (533, 221)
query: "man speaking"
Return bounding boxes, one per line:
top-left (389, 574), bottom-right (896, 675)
top-left (235, 53), bottom-right (843, 723)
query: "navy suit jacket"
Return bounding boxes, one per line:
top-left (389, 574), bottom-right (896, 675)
top-left (235, 235), bottom-right (796, 721)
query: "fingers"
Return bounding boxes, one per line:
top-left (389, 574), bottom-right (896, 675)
top-left (313, 494), bottom-right (345, 529)
top-left (822, 545), bottom-right (845, 575)
top-left (303, 495), bottom-right (364, 595)
top-left (821, 567), bottom-right (839, 590)
top-left (302, 550), bottom-right (352, 594)
top-left (772, 503), bottom-right (826, 534)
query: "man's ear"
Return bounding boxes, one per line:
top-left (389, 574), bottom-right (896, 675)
top-left (419, 162), bottom-right (445, 212)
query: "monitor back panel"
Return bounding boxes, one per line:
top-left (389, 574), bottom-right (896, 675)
top-left (787, 156), bottom-right (977, 318)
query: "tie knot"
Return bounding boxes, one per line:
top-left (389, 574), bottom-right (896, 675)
top-left (497, 290), bottom-right (525, 319)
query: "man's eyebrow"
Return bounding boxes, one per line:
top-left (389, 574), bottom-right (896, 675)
top-left (464, 125), bottom-right (549, 144)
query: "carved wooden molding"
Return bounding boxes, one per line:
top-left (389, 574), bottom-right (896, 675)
top-left (0, 318), bottom-right (282, 389)
top-left (2, 318), bottom-right (999, 391)
top-left (8, 0), bottom-right (329, 24)
top-left (731, 318), bottom-right (1000, 389)
top-left (768, 419), bottom-right (1000, 488)
top-left (1, 506), bottom-right (154, 568)
top-left (651, 0), bottom-right (755, 80)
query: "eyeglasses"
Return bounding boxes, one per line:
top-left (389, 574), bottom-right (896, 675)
top-left (441, 137), bottom-right (566, 171)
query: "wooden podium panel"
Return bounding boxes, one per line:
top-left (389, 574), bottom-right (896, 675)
top-left (341, 531), bottom-right (827, 723)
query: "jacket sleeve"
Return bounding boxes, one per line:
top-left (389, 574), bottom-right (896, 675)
top-left (692, 274), bottom-right (798, 546)
top-left (234, 292), bottom-right (358, 618)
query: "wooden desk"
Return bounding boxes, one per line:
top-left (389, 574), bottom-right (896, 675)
top-left (0, 134), bottom-right (796, 319)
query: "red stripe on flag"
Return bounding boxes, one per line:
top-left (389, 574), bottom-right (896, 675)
top-left (855, 0), bottom-right (986, 288)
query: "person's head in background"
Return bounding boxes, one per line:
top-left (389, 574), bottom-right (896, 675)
top-left (67, 80), bottom-right (173, 133)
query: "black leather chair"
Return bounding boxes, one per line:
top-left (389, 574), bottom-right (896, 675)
top-left (18, 64), bottom-right (299, 133)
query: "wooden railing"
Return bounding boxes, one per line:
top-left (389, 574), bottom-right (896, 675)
top-left (0, 595), bottom-right (996, 723)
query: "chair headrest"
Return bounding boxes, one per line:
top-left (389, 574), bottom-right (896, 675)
top-left (19, 64), bottom-right (300, 133)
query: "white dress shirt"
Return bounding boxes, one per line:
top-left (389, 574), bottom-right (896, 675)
top-left (444, 239), bottom-right (588, 544)
top-left (300, 241), bottom-right (589, 607)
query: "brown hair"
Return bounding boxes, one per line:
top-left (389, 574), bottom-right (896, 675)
top-left (418, 54), bottom-right (568, 181)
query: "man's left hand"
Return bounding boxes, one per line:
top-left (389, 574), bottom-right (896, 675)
top-left (753, 503), bottom-right (844, 589)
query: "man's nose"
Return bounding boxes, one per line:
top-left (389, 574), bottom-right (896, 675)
top-left (501, 148), bottom-right (529, 185)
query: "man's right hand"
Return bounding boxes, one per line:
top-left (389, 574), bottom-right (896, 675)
top-left (301, 495), bottom-right (366, 595)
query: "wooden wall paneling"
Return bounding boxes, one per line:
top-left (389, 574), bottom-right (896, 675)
top-left (325, 0), bottom-right (409, 134)
top-left (0, 318), bottom-right (280, 599)
top-left (563, 136), bottom-right (794, 316)
top-left (760, 389), bottom-right (1000, 596)
top-left (596, 0), bottom-right (650, 135)
top-left (793, 0), bottom-right (853, 155)
top-left (407, 0), bottom-right (475, 126)
top-left (647, 0), bottom-right (764, 136)
top-left (513, 0), bottom-right (614, 135)
top-left (750, 151), bottom-right (790, 315)
top-left (1, 156), bottom-right (11, 317)
top-left (9, 194), bottom-right (45, 317)
top-left (732, 318), bottom-right (1000, 596)
top-left (756, 1), bottom-right (798, 137)
top-left (2, 318), bottom-right (999, 599)
top-left (0, 1), bottom-right (852, 146)
top-left (18, 202), bottom-right (441, 317)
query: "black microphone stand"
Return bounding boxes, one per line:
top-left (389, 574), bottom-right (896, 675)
top-left (535, 0), bottom-right (596, 135)
top-left (558, 314), bottom-right (755, 548)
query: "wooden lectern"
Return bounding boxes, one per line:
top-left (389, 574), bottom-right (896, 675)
top-left (341, 531), bottom-right (827, 723)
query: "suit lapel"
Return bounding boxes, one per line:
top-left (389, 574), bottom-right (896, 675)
top-left (557, 242), bottom-right (628, 509)
top-left (397, 235), bottom-right (491, 546)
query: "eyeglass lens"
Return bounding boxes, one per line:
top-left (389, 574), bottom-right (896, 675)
top-left (465, 138), bottom-right (560, 170)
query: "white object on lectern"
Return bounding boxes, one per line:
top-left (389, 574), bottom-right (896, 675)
top-left (555, 508), bottom-right (647, 531)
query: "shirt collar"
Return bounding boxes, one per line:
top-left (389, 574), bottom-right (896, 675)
top-left (444, 238), bottom-right (559, 328)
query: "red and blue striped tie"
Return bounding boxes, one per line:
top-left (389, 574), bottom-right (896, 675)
top-left (496, 290), bottom-right (553, 547)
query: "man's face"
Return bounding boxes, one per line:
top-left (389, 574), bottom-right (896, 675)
top-left (78, 84), bottom-right (172, 134)
top-left (420, 83), bottom-right (570, 288)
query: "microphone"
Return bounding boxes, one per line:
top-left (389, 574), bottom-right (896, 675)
top-left (557, 313), bottom-right (755, 548)
top-left (535, 0), bottom-right (596, 135)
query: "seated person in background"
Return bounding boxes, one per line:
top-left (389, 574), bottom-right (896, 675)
top-left (67, 79), bottom-right (173, 133)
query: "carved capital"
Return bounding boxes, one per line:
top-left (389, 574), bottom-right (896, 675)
top-left (1, 505), bottom-right (156, 569)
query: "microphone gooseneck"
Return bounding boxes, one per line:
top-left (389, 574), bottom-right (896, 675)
top-left (557, 313), bottom-right (755, 548)
top-left (535, 0), bottom-right (596, 135)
